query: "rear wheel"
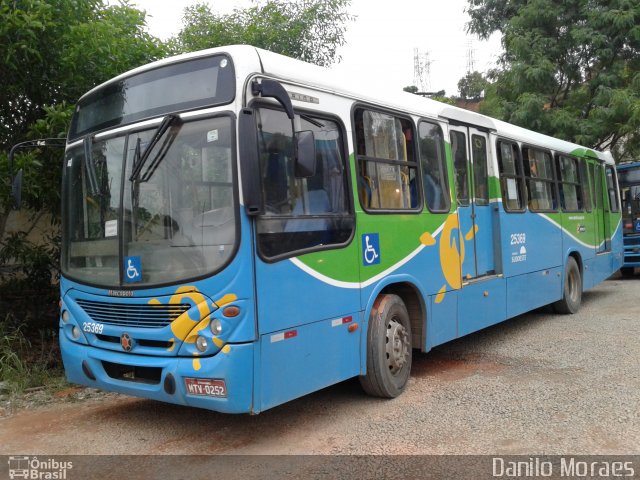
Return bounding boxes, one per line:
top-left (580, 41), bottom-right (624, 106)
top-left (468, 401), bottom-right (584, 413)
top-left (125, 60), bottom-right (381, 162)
top-left (553, 256), bottom-right (582, 314)
top-left (359, 294), bottom-right (412, 398)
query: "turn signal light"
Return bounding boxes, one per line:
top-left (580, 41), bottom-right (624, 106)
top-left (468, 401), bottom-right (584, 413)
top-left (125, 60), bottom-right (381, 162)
top-left (223, 306), bottom-right (240, 317)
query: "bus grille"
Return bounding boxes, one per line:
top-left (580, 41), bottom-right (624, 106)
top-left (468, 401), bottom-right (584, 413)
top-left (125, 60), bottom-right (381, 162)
top-left (76, 300), bottom-right (190, 328)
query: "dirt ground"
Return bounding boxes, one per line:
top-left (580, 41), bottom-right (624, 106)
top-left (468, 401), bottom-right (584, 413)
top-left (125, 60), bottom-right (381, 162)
top-left (1, 275), bottom-right (638, 460)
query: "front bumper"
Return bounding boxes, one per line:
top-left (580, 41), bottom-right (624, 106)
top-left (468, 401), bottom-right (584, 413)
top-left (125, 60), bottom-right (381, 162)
top-left (60, 331), bottom-right (255, 414)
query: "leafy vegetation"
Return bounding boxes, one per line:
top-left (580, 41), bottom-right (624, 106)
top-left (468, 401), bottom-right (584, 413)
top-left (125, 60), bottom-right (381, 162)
top-left (466, 0), bottom-right (640, 162)
top-left (458, 71), bottom-right (488, 100)
top-left (0, 315), bottom-right (63, 396)
top-left (174, 0), bottom-right (354, 66)
top-left (1, 0), bottom-right (354, 395)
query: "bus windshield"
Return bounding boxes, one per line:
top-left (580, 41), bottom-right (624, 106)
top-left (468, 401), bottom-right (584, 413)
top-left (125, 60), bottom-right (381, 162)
top-left (618, 164), bottom-right (640, 234)
top-left (62, 115), bottom-right (237, 287)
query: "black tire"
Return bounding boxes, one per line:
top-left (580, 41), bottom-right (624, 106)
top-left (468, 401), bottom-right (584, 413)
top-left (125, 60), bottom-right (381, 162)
top-left (620, 267), bottom-right (635, 278)
top-left (553, 256), bottom-right (582, 314)
top-left (359, 294), bottom-right (412, 398)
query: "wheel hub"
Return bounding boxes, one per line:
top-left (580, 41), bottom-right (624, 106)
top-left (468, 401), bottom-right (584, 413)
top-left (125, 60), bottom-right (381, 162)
top-left (386, 318), bottom-right (410, 374)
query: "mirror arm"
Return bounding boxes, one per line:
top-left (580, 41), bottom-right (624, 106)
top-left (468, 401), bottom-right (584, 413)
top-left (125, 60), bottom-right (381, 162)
top-left (251, 79), bottom-right (294, 120)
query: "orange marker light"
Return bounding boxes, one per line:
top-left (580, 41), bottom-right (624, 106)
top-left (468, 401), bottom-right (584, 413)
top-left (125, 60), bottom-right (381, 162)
top-left (348, 323), bottom-right (359, 333)
top-left (223, 306), bottom-right (240, 317)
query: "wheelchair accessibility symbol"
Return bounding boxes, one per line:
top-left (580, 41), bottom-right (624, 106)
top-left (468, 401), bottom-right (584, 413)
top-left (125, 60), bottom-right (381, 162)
top-left (362, 233), bottom-right (380, 266)
top-left (124, 256), bottom-right (142, 283)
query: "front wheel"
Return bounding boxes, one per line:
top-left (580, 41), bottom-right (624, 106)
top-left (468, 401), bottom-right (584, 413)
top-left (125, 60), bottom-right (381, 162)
top-left (553, 256), bottom-right (582, 314)
top-left (620, 267), bottom-right (635, 278)
top-left (359, 294), bottom-right (412, 398)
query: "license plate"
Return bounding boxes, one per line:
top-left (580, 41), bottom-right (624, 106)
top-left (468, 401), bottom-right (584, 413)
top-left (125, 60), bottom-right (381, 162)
top-left (184, 378), bottom-right (227, 397)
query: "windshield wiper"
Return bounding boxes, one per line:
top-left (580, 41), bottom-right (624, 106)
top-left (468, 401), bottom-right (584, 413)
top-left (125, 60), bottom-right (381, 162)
top-left (83, 136), bottom-right (101, 196)
top-left (130, 114), bottom-right (182, 182)
top-left (300, 114), bottom-right (324, 128)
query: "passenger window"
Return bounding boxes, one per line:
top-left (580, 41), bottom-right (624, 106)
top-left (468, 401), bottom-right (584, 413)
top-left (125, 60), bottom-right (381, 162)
top-left (605, 166), bottom-right (620, 212)
top-left (255, 108), bottom-right (353, 259)
top-left (417, 121), bottom-right (450, 212)
top-left (355, 109), bottom-right (419, 210)
top-left (557, 155), bottom-right (583, 211)
top-left (579, 160), bottom-right (592, 212)
top-left (497, 141), bottom-right (525, 211)
top-left (523, 147), bottom-right (557, 212)
top-left (450, 130), bottom-right (469, 206)
top-left (472, 134), bottom-right (489, 206)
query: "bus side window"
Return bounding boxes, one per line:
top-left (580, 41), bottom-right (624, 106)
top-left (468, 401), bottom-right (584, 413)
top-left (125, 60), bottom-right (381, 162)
top-left (523, 146), bottom-right (557, 212)
top-left (450, 130), bottom-right (469, 207)
top-left (579, 159), bottom-right (592, 212)
top-left (255, 107), bottom-right (353, 259)
top-left (418, 120), bottom-right (450, 212)
top-left (557, 155), bottom-right (583, 212)
top-left (354, 108), bottom-right (419, 211)
top-left (497, 140), bottom-right (525, 211)
top-left (605, 166), bottom-right (620, 212)
top-left (471, 135), bottom-right (490, 206)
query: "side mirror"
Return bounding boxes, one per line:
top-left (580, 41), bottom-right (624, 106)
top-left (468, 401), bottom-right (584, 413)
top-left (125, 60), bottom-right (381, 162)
top-left (238, 108), bottom-right (264, 216)
top-left (7, 137), bottom-right (66, 210)
top-left (11, 169), bottom-right (23, 210)
top-left (294, 130), bottom-right (316, 178)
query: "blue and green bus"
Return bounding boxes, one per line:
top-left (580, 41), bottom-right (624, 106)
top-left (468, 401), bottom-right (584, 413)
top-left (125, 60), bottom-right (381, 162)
top-left (617, 161), bottom-right (640, 276)
top-left (54, 46), bottom-right (622, 413)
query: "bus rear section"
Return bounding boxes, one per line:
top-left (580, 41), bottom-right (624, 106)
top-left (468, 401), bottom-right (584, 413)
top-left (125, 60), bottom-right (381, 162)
top-left (617, 162), bottom-right (640, 276)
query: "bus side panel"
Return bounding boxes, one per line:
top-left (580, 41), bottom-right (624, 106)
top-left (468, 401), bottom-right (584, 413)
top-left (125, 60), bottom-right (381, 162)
top-left (506, 266), bottom-right (562, 318)
top-left (258, 313), bottom-right (360, 411)
top-left (457, 278), bottom-right (507, 338)
top-left (254, 253), bottom-right (359, 336)
top-left (591, 251), bottom-right (618, 285)
top-left (427, 291), bottom-right (458, 349)
top-left (500, 212), bottom-right (563, 277)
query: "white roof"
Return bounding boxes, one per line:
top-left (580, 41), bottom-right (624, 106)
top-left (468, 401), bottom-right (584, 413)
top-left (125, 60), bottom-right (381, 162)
top-left (79, 45), bottom-right (613, 163)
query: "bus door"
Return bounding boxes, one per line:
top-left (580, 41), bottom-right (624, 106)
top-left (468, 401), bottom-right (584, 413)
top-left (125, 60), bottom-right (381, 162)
top-left (591, 162), bottom-right (610, 253)
top-left (450, 126), bottom-right (495, 279)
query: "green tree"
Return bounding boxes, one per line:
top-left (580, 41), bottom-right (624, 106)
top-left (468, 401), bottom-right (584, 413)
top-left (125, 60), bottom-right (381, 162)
top-left (175, 0), bottom-right (354, 66)
top-left (457, 71), bottom-right (488, 100)
top-left (466, 0), bottom-right (640, 161)
top-left (0, 0), bottom-right (168, 240)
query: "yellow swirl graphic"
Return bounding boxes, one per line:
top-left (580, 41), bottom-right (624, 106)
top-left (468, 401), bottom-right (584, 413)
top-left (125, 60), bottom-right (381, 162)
top-left (439, 214), bottom-right (463, 290)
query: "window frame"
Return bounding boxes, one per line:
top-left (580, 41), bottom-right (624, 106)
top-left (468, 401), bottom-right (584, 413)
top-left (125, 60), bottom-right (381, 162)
top-left (470, 133), bottom-right (490, 207)
top-left (450, 128), bottom-right (470, 208)
top-left (521, 143), bottom-right (558, 213)
top-left (352, 104), bottom-right (422, 214)
top-left (556, 154), bottom-right (585, 213)
top-left (251, 102), bottom-right (356, 263)
top-left (417, 119), bottom-right (451, 213)
top-left (496, 139), bottom-right (526, 213)
top-left (578, 158), bottom-right (593, 213)
top-left (605, 165), bottom-right (620, 213)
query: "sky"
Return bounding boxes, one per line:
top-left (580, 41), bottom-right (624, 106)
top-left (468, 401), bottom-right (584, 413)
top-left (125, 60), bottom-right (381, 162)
top-left (127, 0), bottom-right (502, 97)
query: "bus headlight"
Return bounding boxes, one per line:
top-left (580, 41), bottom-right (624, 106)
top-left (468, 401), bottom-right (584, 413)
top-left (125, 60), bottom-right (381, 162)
top-left (210, 319), bottom-right (222, 335)
top-left (196, 336), bottom-right (208, 352)
top-left (72, 326), bottom-right (81, 339)
top-left (62, 310), bottom-right (70, 323)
